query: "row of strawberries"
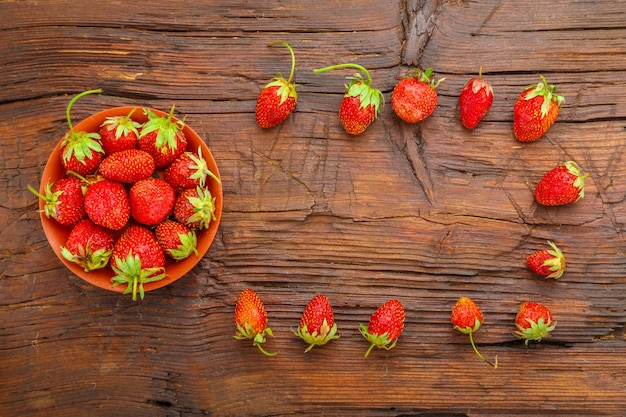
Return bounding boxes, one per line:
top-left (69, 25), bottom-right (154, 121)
top-left (29, 90), bottom-right (220, 301)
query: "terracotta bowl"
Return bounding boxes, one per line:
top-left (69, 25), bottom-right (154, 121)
top-left (39, 106), bottom-right (222, 295)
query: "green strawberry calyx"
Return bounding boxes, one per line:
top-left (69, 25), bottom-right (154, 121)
top-left (61, 240), bottom-right (113, 272)
top-left (523, 75), bottom-right (565, 118)
top-left (564, 160), bottom-right (590, 202)
top-left (111, 252), bottom-right (167, 301)
top-left (292, 319), bottom-right (340, 353)
top-left (543, 240), bottom-right (566, 279)
top-left (61, 89), bottom-right (104, 164)
top-left (359, 323), bottom-right (398, 358)
top-left (168, 229), bottom-right (199, 260)
top-left (513, 317), bottom-right (557, 346)
top-left (408, 67), bottom-right (445, 89)
top-left (140, 105), bottom-right (185, 151)
top-left (264, 41), bottom-right (298, 105)
top-left (185, 186), bottom-right (217, 230)
top-left (27, 183), bottom-right (63, 220)
top-left (189, 146), bottom-right (221, 186)
top-left (101, 107), bottom-right (142, 139)
top-left (234, 322), bottom-right (278, 357)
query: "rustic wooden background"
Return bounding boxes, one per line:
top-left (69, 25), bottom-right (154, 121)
top-left (1, 0), bottom-right (626, 415)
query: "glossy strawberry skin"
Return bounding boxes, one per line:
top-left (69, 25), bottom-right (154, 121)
top-left (99, 149), bottom-right (155, 183)
top-left (155, 220), bottom-right (198, 261)
top-left (61, 146), bottom-right (103, 176)
top-left (164, 148), bottom-right (220, 193)
top-left (61, 219), bottom-right (115, 272)
top-left (256, 85), bottom-right (297, 128)
top-left (29, 177), bottom-right (86, 226)
top-left (513, 76), bottom-right (564, 142)
top-left (450, 296), bottom-right (483, 334)
top-left (83, 180), bottom-right (130, 230)
top-left (293, 294), bottom-right (339, 352)
top-left (234, 288), bottom-right (277, 356)
top-left (112, 225), bottom-right (165, 270)
top-left (392, 68), bottom-right (444, 124)
top-left (513, 302), bottom-right (556, 345)
top-left (459, 70), bottom-right (493, 129)
top-left (129, 178), bottom-right (175, 226)
top-left (339, 95), bottom-right (376, 135)
top-left (360, 299), bottom-right (405, 357)
top-left (534, 161), bottom-right (588, 206)
top-left (526, 241), bottom-right (565, 279)
top-left (173, 186), bottom-right (217, 230)
top-left (138, 108), bottom-right (187, 169)
top-left (99, 111), bottom-right (140, 155)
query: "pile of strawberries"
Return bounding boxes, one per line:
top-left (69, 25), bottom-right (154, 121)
top-left (30, 89), bottom-right (220, 301)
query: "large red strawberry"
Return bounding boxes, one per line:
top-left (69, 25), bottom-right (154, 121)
top-left (391, 68), bottom-right (444, 124)
top-left (129, 177), bottom-right (175, 226)
top-left (513, 75), bottom-right (564, 142)
top-left (360, 299), bottom-right (405, 357)
top-left (28, 177), bottom-right (86, 226)
top-left (111, 225), bottom-right (166, 301)
top-left (255, 41), bottom-right (298, 128)
top-left (293, 294), bottom-right (340, 353)
top-left (83, 179), bottom-right (130, 230)
top-left (138, 106), bottom-right (187, 169)
top-left (314, 63), bottom-right (384, 135)
top-left (99, 108), bottom-right (141, 155)
top-left (527, 240), bottom-right (566, 279)
top-left (513, 301), bottom-right (556, 345)
top-left (534, 161), bottom-right (589, 206)
top-left (234, 288), bottom-right (277, 356)
top-left (459, 66), bottom-right (493, 129)
top-left (451, 296), bottom-right (497, 368)
top-left (59, 89), bottom-right (105, 175)
top-left (60, 219), bottom-right (115, 272)
top-left (173, 186), bottom-right (217, 230)
top-left (155, 220), bottom-right (198, 261)
top-left (99, 148), bottom-right (155, 183)
top-left (164, 146), bottom-right (220, 193)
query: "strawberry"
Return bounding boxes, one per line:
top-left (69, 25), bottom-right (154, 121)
top-left (534, 161), bottom-right (589, 206)
top-left (99, 108), bottom-right (141, 155)
top-left (83, 179), bottom-right (130, 230)
top-left (293, 294), bottom-right (340, 353)
top-left (527, 240), bottom-right (566, 279)
top-left (459, 66), bottom-right (493, 129)
top-left (255, 41), bottom-right (298, 128)
top-left (129, 177), bottom-right (175, 226)
top-left (111, 225), bottom-right (166, 301)
top-left (59, 89), bottom-right (105, 176)
top-left (138, 106), bottom-right (187, 169)
top-left (98, 148), bottom-right (155, 183)
top-left (60, 219), bottom-right (115, 272)
top-left (513, 75), bottom-right (564, 142)
top-left (164, 146), bottom-right (221, 193)
top-left (28, 177), bottom-right (86, 226)
top-left (234, 288), bottom-right (277, 356)
top-left (313, 63), bottom-right (384, 135)
top-left (513, 301), bottom-right (556, 345)
top-left (391, 68), bottom-right (444, 124)
top-left (155, 220), bottom-right (198, 261)
top-left (173, 186), bottom-right (217, 230)
top-left (359, 299), bottom-right (405, 357)
top-left (451, 297), bottom-right (497, 368)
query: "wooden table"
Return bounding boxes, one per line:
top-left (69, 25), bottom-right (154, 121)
top-left (2, 1), bottom-right (625, 415)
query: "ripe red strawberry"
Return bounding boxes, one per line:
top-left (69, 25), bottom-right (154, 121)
top-left (173, 186), bottom-right (217, 230)
top-left (155, 220), bottom-right (198, 261)
top-left (138, 106), bottom-right (187, 169)
top-left (534, 161), bottom-right (589, 206)
top-left (514, 75), bottom-right (564, 142)
top-left (293, 294), bottom-right (340, 352)
top-left (28, 177), bottom-right (86, 226)
top-left (391, 68), bottom-right (444, 123)
top-left (129, 178), bottom-right (175, 226)
top-left (83, 179), bottom-right (130, 230)
top-left (527, 240), bottom-right (566, 279)
top-left (111, 225), bottom-right (166, 301)
top-left (360, 299), bottom-right (405, 357)
top-left (60, 219), bottom-right (115, 272)
top-left (255, 41), bottom-right (298, 128)
top-left (513, 301), bottom-right (556, 345)
top-left (234, 288), bottom-right (277, 356)
top-left (99, 148), bottom-right (155, 183)
top-left (314, 63), bottom-right (383, 135)
top-left (99, 108), bottom-right (141, 155)
top-left (459, 66), bottom-right (493, 129)
top-left (164, 146), bottom-right (221, 192)
top-left (451, 297), bottom-right (497, 368)
top-left (59, 89), bottom-right (105, 175)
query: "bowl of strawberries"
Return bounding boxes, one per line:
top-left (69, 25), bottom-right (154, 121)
top-left (32, 90), bottom-right (222, 300)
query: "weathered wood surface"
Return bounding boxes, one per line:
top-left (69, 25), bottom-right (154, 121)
top-left (1, 0), bottom-right (626, 415)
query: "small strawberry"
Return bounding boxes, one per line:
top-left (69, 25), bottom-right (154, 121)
top-left (234, 288), bottom-right (277, 356)
top-left (164, 146), bottom-right (221, 193)
top-left (459, 66), bottom-right (493, 129)
top-left (28, 177), bottom-right (86, 226)
top-left (155, 220), bottom-right (198, 261)
top-left (527, 240), bottom-right (566, 279)
top-left (391, 68), bottom-right (445, 124)
top-left (111, 225), bottom-right (167, 301)
top-left (514, 75), bottom-right (564, 142)
top-left (255, 41), bottom-right (298, 128)
top-left (59, 89), bottom-right (105, 176)
top-left (451, 297), bottom-right (497, 368)
top-left (313, 63), bottom-right (384, 135)
top-left (534, 161), bottom-right (589, 206)
top-left (360, 299), bottom-right (405, 358)
top-left (173, 186), bottom-right (217, 230)
top-left (293, 294), bottom-right (340, 353)
top-left (129, 178), bottom-right (175, 226)
top-left (513, 301), bottom-right (556, 345)
top-left (83, 179), bottom-right (130, 230)
top-left (99, 108), bottom-right (141, 155)
top-left (138, 106), bottom-right (187, 169)
top-left (60, 219), bottom-right (115, 272)
top-left (99, 148), bottom-right (155, 183)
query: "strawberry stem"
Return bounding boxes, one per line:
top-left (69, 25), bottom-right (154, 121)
top-left (313, 63), bottom-right (372, 85)
top-left (268, 41), bottom-right (296, 85)
top-left (468, 330), bottom-right (498, 369)
top-left (66, 89), bottom-right (102, 132)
